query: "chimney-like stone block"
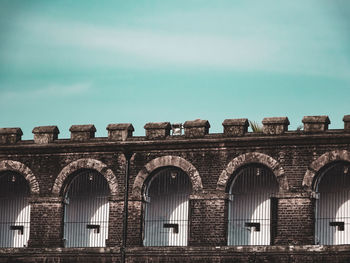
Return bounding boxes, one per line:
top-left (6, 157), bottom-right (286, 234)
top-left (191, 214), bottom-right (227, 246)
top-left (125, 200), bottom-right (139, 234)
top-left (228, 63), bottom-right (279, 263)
top-left (343, 115), bottom-right (350, 132)
top-left (32, 126), bottom-right (59, 144)
top-left (302, 116), bottom-right (330, 133)
top-left (69, 125), bottom-right (96, 141)
top-left (183, 119), bottom-right (210, 138)
top-left (222, 118), bottom-right (249, 137)
top-left (107, 123), bottom-right (134, 141)
top-left (144, 122), bottom-right (171, 139)
top-left (262, 117), bottom-right (290, 135)
top-left (0, 128), bottom-right (23, 144)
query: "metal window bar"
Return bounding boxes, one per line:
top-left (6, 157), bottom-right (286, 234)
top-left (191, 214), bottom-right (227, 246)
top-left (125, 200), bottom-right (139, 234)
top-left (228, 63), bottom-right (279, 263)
top-left (0, 172), bottom-right (30, 248)
top-left (63, 170), bottom-right (110, 247)
top-left (228, 166), bottom-right (278, 246)
top-left (143, 167), bottom-right (192, 247)
top-left (315, 163), bottom-right (350, 245)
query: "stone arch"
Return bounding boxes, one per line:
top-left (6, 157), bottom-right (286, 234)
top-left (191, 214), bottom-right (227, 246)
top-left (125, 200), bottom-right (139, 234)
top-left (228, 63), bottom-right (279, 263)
top-left (52, 158), bottom-right (118, 196)
top-left (302, 150), bottom-right (350, 191)
top-left (132, 155), bottom-right (203, 199)
top-left (0, 160), bottom-right (40, 195)
top-left (217, 152), bottom-right (288, 192)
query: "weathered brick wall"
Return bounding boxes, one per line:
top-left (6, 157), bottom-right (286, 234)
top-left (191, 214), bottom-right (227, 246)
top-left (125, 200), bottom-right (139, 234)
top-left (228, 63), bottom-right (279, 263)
top-left (0, 116), bottom-right (350, 262)
top-left (275, 196), bottom-right (315, 245)
top-left (1, 247), bottom-right (350, 263)
top-left (189, 197), bottom-right (227, 246)
top-left (28, 198), bottom-right (64, 247)
top-left (106, 199), bottom-right (124, 247)
top-left (126, 200), bottom-right (143, 246)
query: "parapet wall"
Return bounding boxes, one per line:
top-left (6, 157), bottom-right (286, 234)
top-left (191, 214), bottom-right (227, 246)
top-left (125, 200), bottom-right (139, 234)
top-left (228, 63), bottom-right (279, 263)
top-left (1, 115), bottom-right (349, 144)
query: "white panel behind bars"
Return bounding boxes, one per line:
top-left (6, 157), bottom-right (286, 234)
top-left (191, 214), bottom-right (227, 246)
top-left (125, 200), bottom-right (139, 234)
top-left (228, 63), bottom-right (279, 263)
top-left (0, 197), bottom-right (30, 248)
top-left (228, 166), bottom-right (278, 246)
top-left (315, 163), bottom-right (350, 245)
top-left (143, 168), bottom-right (191, 246)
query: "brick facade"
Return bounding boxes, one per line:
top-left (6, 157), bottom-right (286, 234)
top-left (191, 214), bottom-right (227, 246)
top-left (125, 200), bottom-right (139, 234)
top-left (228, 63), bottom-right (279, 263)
top-left (0, 116), bottom-right (350, 262)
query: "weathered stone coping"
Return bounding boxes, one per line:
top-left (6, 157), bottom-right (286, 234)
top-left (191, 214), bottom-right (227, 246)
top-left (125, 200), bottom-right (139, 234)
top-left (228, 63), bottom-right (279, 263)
top-left (0, 247), bottom-right (120, 254)
top-left (107, 123), bottom-right (134, 141)
top-left (302, 115), bottom-right (330, 133)
top-left (3, 114), bottom-right (350, 143)
top-left (32, 126), bottom-right (59, 144)
top-left (29, 197), bottom-right (63, 203)
top-left (144, 122), bottom-right (171, 139)
top-left (0, 129), bottom-right (349, 148)
top-left (126, 245), bottom-right (350, 253)
top-left (183, 119), bottom-right (210, 138)
top-left (1, 245), bottom-right (350, 254)
top-left (343, 115), bottom-right (350, 131)
top-left (222, 118), bottom-right (249, 136)
top-left (262, 117), bottom-right (290, 135)
top-left (0, 135), bottom-right (349, 159)
top-left (69, 124), bottom-right (96, 141)
top-left (0, 127), bottom-right (23, 144)
top-left (131, 192), bottom-right (315, 202)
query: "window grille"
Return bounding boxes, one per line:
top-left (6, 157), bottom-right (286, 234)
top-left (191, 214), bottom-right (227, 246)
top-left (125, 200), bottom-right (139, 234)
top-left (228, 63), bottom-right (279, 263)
top-left (63, 170), bottom-right (110, 247)
top-left (228, 165), bottom-right (278, 245)
top-left (0, 172), bottom-right (30, 248)
top-left (315, 162), bottom-right (350, 245)
top-left (143, 167), bottom-right (192, 246)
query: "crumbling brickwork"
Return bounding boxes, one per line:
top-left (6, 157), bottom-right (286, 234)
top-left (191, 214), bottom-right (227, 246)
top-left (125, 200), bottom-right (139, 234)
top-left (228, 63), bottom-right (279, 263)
top-left (0, 116), bottom-right (350, 263)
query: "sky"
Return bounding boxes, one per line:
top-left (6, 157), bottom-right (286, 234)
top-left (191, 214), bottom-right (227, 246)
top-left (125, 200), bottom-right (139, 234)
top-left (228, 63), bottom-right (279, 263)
top-left (0, 0), bottom-right (350, 139)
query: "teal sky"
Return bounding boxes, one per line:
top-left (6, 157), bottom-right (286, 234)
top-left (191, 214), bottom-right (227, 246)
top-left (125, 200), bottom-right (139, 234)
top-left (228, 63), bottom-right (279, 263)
top-left (1, 0), bottom-right (350, 139)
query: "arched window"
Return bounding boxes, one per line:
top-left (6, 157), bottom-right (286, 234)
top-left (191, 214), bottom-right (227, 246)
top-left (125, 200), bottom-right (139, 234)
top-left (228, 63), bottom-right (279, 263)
top-left (315, 162), bottom-right (350, 245)
top-left (228, 164), bottom-right (278, 245)
top-left (143, 167), bottom-right (192, 246)
top-left (63, 169), bottom-right (110, 247)
top-left (0, 171), bottom-right (30, 248)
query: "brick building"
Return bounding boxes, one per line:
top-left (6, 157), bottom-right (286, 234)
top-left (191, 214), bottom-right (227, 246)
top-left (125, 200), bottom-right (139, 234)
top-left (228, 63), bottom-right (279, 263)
top-left (0, 115), bottom-right (350, 262)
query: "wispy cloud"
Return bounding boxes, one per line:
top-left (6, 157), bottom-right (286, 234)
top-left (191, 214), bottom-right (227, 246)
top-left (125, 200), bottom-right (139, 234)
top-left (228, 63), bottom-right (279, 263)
top-left (23, 20), bottom-right (275, 67)
top-left (19, 17), bottom-right (349, 78)
top-left (5, 3), bottom-right (350, 80)
top-left (0, 82), bottom-right (91, 102)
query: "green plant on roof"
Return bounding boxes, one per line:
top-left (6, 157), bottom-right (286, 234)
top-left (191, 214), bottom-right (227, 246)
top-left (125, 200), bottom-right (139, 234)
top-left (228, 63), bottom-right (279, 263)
top-left (249, 121), bottom-right (263, 133)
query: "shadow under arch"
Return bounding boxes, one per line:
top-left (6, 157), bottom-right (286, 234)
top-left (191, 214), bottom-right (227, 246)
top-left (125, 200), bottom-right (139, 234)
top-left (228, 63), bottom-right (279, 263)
top-left (313, 161), bottom-right (350, 245)
top-left (0, 171), bottom-right (31, 247)
top-left (217, 152), bottom-right (288, 193)
top-left (143, 166), bottom-right (192, 246)
top-left (0, 160), bottom-right (39, 195)
top-left (52, 158), bottom-right (118, 197)
top-left (226, 163), bottom-right (279, 245)
top-left (62, 169), bottom-right (110, 247)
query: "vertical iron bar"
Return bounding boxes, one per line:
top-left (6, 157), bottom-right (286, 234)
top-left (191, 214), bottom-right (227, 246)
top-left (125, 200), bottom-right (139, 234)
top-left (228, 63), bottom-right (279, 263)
top-left (121, 151), bottom-right (132, 263)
